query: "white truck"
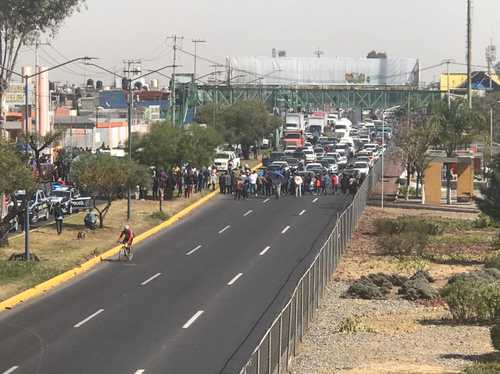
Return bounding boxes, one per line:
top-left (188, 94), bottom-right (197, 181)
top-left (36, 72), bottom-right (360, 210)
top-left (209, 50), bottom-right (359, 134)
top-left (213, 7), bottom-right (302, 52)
top-left (213, 151), bottom-right (240, 171)
top-left (285, 113), bottom-right (305, 131)
top-left (307, 117), bottom-right (326, 137)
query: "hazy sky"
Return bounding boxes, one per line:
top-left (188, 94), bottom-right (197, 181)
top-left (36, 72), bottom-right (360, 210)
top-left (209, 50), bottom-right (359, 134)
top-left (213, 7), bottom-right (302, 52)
top-left (16, 0), bottom-right (500, 85)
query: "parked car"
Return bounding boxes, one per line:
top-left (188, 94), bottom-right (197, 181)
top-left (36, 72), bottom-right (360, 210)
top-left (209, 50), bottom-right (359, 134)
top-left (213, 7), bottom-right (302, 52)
top-left (14, 189), bottom-right (50, 224)
top-left (321, 158), bottom-right (339, 174)
top-left (305, 163), bottom-right (325, 173)
top-left (48, 187), bottom-right (91, 215)
top-left (352, 161), bottom-right (370, 177)
top-left (213, 151), bottom-right (240, 171)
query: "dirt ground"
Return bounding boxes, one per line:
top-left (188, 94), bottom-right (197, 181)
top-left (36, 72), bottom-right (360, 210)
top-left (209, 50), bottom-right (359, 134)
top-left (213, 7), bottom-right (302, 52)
top-left (289, 206), bottom-right (497, 374)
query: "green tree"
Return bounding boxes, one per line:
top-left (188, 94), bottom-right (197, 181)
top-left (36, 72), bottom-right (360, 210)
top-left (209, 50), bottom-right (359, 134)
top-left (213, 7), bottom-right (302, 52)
top-left (208, 100), bottom-right (280, 159)
top-left (132, 122), bottom-right (222, 169)
top-left (0, 141), bottom-right (35, 245)
top-left (23, 130), bottom-right (64, 180)
top-left (71, 154), bottom-right (147, 228)
top-left (477, 154), bottom-right (500, 222)
top-left (0, 0), bottom-right (85, 107)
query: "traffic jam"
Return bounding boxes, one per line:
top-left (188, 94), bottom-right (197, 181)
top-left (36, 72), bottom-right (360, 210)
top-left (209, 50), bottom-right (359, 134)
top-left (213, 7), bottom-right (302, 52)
top-left (258, 110), bottom-right (392, 197)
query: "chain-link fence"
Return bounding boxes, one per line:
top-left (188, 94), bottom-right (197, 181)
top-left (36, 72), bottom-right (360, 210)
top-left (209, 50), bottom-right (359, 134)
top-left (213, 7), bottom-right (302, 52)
top-left (238, 160), bottom-right (383, 374)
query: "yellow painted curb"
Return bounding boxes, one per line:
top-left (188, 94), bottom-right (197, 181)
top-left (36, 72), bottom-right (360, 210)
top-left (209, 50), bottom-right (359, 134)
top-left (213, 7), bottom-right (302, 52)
top-left (0, 162), bottom-right (262, 312)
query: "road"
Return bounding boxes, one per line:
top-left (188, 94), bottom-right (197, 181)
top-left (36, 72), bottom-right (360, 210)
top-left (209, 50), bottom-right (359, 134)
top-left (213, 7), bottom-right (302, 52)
top-left (0, 191), bottom-right (353, 374)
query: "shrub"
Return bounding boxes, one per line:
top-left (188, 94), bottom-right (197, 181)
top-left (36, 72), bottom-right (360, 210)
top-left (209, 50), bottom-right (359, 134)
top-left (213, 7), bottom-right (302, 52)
top-left (473, 213), bottom-right (497, 229)
top-left (375, 217), bottom-right (444, 236)
top-left (491, 322), bottom-right (500, 351)
top-left (486, 253), bottom-right (500, 270)
top-left (380, 231), bottom-right (429, 257)
top-left (463, 362), bottom-right (500, 373)
top-left (492, 235), bottom-right (500, 251)
top-left (346, 278), bottom-right (386, 300)
top-left (442, 276), bottom-right (500, 322)
top-left (398, 271), bottom-right (437, 301)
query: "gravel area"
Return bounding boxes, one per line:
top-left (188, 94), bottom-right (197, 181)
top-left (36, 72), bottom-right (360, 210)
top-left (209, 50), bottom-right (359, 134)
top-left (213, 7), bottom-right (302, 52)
top-left (288, 206), bottom-right (495, 374)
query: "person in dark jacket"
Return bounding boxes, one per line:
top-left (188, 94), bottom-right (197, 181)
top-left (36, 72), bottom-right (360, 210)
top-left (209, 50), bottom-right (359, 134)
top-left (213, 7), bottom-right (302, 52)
top-left (53, 202), bottom-right (64, 235)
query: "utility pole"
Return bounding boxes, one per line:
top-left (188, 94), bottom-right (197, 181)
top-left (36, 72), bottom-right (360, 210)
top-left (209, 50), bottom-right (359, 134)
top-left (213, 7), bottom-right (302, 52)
top-left (442, 59), bottom-right (454, 110)
top-left (168, 35), bottom-right (184, 126)
top-left (210, 64), bottom-right (223, 128)
top-left (192, 39), bottom-right (206, 80)
top-left (467, 0), bottom-right (472, 109)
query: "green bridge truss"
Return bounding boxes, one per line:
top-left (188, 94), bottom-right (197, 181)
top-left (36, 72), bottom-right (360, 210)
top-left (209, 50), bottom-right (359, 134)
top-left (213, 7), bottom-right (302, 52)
top-left (193, 85), bottom-right (443, 111)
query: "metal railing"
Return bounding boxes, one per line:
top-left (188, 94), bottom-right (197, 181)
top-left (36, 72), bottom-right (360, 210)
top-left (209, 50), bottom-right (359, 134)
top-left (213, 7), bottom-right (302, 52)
top-left (238, 160), bottom-right (383, 374)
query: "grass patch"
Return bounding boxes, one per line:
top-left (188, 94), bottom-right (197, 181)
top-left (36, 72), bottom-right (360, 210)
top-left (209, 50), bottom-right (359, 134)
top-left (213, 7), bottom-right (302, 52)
top-left (0, 260), bottom-right (61, 286)
top-left (150, 211), bottom-right (170, 221)
top-left (338, 316), bottom-right (376, 334)
top-left (463, 362), bottom-right (500, 373)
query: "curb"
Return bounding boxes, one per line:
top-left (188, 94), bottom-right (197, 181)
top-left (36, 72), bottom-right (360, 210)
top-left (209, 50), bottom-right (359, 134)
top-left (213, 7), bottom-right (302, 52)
top-left (0, 163), bottom-right (261, 312)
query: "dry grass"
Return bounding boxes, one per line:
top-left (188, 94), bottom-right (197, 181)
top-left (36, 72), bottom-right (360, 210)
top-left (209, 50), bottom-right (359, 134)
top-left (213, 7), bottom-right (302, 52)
top-left (0, 192), bottom-right (209, 301)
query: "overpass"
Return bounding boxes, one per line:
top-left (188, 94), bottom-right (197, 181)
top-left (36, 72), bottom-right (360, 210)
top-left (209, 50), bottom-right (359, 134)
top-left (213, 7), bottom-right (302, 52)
top-left (193, 85), bottom-right (442, 111)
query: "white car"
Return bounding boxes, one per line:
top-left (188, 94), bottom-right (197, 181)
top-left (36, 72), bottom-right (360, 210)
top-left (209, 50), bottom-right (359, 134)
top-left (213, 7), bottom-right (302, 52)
top-left (213, 151), bottom-right (240, 171)
top-left (303, 149), bottom-right (316, 162)
top-left (352, 161), bottom-right (370, 177)
top-left (305, 163), bottom-right (324, 173)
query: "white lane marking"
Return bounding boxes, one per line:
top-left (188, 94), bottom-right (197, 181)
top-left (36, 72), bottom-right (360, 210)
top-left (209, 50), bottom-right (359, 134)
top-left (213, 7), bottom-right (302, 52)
top-left (227, 273), bottom-right (243, 286)
top-left (312, 198), bottom-right (319, 203)
top-left (299, 209), bottom-right (306, 216)
top-left (74, 309), bottom-right (104, 328)
top-left (186, 245), bottom-right (202, 256)
top-left (259, 246), bottom-right (271, 256)
top-left (218, 225), bottom-right (231, 234)
top-left (2, 366), bottom-right (19, 374)
top-left (281, 226), bottom-right (291, 234)
top-left (134, 370), bottom-right (145, 374)
top-left (140, 272), bottom-right (162, 286)
top-left (183, 310), bottom-right (204, 329)
top-left (243, 210), bottom-right (253, 217)
top-left (263, 198), bottom-right (270, 204)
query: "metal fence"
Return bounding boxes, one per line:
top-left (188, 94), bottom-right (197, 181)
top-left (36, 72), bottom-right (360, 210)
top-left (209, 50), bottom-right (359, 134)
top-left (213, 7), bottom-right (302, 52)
top-left (238, 160), bottom-right (383, 374)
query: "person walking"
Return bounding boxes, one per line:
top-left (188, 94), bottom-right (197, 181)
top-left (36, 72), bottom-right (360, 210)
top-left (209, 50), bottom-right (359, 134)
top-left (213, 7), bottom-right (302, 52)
top-left (249, 170), bottom-right (258, 197)
top-left (294, 174), bottom-right (303, 197)
top-left (53, 202), bottom-right (64, 235)
top-left (331, 173), bottom-right (339, 195)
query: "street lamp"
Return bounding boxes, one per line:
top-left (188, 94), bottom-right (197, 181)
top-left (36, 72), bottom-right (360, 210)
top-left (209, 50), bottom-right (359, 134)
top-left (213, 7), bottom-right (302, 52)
top-left (0, 56), bottom-right (95, 261)
top-left (85, 62), bottom-right (177, 220)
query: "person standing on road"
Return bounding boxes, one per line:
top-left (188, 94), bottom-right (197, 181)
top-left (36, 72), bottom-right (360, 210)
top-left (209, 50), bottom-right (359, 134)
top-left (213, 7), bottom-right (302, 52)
top-left (53, 202), bottom-right (64, 235)
top-left (331, 173), bottom-right (339, 195)
top-left (249, 170), bottom-right (258, 197)
top-left (322, 173), bottom-right (330, 195)
top-left (294, 174), bottom-right (303, 197)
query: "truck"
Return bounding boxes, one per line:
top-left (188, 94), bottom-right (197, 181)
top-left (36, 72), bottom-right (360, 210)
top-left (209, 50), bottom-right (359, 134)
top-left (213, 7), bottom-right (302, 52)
top-left (285, 113), bottom-right (305, 131)
top-left (213, 151), bottom-right (240, 171)
top-left (48, 187), bottom-right (92, 215)
top-left (282, 130), bottom-right (305, 149)
top-left (307, 116), bottom-right (326, 137)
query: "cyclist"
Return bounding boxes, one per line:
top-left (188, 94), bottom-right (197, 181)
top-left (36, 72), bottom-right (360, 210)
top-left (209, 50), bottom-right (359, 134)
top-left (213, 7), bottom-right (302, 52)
top-left (118, 224), bottom-right (134, 259)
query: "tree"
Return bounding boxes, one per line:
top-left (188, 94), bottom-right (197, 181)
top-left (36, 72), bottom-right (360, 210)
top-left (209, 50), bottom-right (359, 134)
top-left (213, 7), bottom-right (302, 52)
top-left (0, 0), bottom-right (85, 111)
top-left (0, 141), bottom-right (35, 245)
top-left (71, 154), bottom-right (148, 228)
top-left (199, 100), bottom-right (281, 159)
top-left (477, 154), bottom-right (500, 222)
top-left (23, 129), bottom-right (64, 180)
top-left (132, 122), bottom-right (223, 169)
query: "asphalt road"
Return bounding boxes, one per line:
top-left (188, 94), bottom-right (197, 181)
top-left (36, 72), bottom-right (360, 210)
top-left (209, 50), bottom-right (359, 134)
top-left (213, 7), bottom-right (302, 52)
top-left (0, 191), bottom-right (353, 374)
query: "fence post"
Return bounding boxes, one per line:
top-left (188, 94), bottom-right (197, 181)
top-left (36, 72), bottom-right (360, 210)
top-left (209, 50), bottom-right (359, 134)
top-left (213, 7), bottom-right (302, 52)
top-left (278, 317), bottom-right (283, 374)
top-left (257, 348), bottom-right (261, 374)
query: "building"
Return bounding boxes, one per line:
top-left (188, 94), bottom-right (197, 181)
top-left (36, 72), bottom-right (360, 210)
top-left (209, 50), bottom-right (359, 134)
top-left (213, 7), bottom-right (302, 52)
top-left (227, 56), bottom-right (420, 86)
top-left (440, 72), bottom-right (500, 92)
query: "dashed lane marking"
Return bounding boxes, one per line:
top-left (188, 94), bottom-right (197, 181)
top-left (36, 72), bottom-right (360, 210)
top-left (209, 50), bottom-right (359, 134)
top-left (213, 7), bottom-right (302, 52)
top-left (186, 245), bottom-right (202, 256)
top-left (183, 311), bottom-right (204, 329)
top-left (281, 226), bottom-right (291, 234)
top-left (74, 309), bottom-right (104, 328)
top-left (243, 210), bottom-right (253, 217)
top-left (218, 225), bottom-right (231, 234)
top-left (259, 246), bottom-right (271, 256)
top-left (140, 273), bottom-right (162, 286)
top-left (227, 273), bottom-right (243, 286)
top-left (299, 209), bottom-right (306, 216)
top-left (2, 366), bottom-right (19, 374)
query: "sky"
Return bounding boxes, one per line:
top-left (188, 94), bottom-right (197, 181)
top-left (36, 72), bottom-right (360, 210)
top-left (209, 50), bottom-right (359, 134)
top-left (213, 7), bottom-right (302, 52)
top-left (15, 0), bottom-right (500, 86)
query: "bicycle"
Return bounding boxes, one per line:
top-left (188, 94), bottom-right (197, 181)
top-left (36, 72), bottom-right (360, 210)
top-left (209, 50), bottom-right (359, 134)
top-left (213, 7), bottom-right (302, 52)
top-left (118, 243), bottom-right (133, 261)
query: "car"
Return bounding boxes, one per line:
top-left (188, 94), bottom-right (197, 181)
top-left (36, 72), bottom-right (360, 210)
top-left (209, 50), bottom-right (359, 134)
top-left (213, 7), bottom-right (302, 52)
top-left (303, 149), bottom-right (316, 162)
top-left (270, 151), bottom-right (286, 162)
top-left (352, 161), bottom-right (370, 177)
top-left (305, 163), bottom-right (325, 173)
top-left (284, 149), bottom-right (296, 157)
top-left (285, 157), bottom-right (301, 169)
top-left (303, 142), bottom-right (313, 150)
top-left (354, 155), bottom-right (373, 168)
top-left (320, 158), bottom-right (339, 174)
top-left (270, 161), bottom-right (289, 171)
top-left (334, 143), bottom-right (349, 157)
top-left (313, 147), bottom-right (325, 158)
top-left (14, 189), bottom-right (50, 224)
top-left (213, 151), bottom-right (240, 171)
top-left (48, 187), bottom-right (91, 215)
top-left (292, 150), bottom-right (306, 161)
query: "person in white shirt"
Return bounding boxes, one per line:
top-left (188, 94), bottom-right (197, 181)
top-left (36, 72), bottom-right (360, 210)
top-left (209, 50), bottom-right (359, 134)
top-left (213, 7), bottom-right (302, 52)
top-left (294, 174), bottom-right (303, 197)
top-left (249, 171), bottom-right (258, 196)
